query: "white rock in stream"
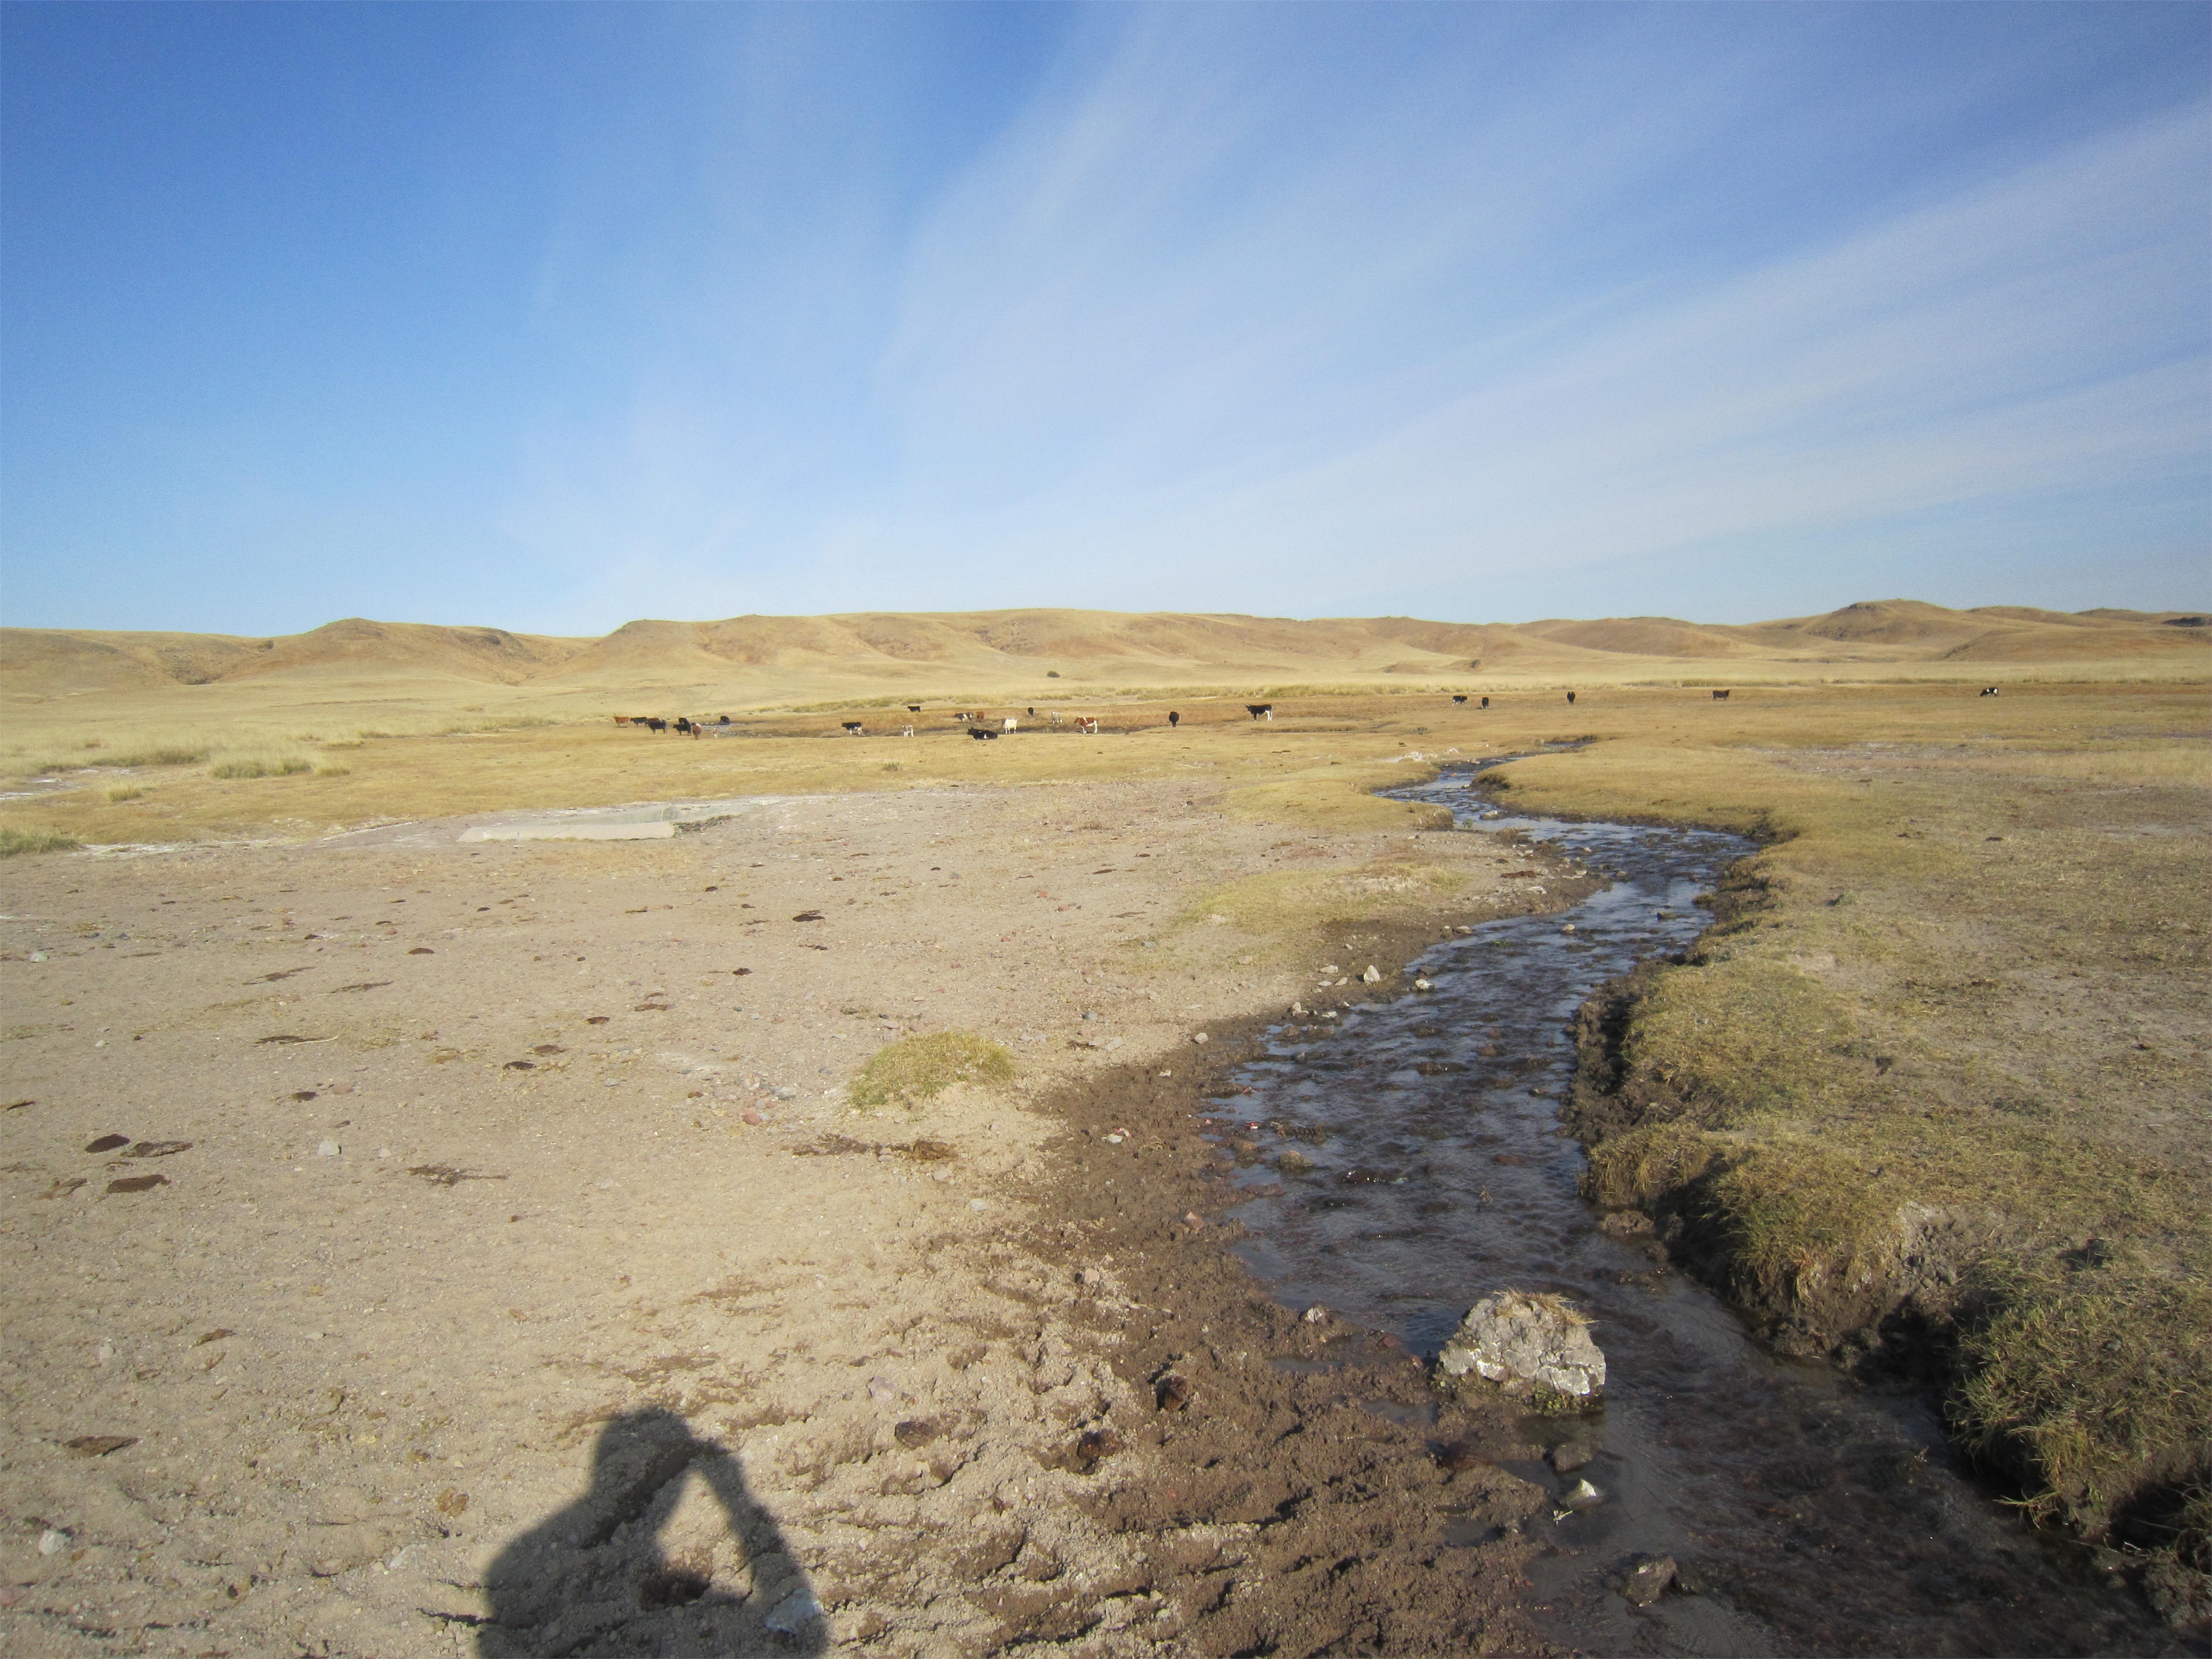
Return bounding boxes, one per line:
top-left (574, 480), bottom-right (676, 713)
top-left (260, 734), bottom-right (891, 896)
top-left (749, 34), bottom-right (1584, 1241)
top-left (1437, 1291), bottom-right (1606, 1401)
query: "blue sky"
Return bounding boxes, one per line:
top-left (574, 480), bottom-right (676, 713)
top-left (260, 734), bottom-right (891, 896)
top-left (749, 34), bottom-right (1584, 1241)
top-left (3, 2), bottom-right (2205, 637)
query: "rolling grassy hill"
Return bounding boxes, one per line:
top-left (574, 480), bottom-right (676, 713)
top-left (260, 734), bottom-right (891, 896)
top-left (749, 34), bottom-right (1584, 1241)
top-left (1, 600), bottom-right (2202, 764)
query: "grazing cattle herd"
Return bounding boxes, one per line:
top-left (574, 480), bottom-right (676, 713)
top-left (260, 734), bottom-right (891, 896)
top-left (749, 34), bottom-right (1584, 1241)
top-left (606, 683), bottom-right (2022, 745)
top-left (605, 686), bottom-right (1796, 743)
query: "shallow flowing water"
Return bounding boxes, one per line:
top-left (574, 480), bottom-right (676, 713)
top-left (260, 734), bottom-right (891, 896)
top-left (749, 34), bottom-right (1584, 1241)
top-left (1203, 763), bottom-right (2177, 1656)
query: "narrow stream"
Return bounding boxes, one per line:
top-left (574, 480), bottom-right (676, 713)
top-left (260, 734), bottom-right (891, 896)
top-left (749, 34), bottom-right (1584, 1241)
top-left (1202, 761), bottom-right (2177, 1657)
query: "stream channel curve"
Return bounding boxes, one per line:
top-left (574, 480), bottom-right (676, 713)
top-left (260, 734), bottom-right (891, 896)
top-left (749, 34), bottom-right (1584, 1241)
top-left (1199, 760), bottom-right (2180, 1656)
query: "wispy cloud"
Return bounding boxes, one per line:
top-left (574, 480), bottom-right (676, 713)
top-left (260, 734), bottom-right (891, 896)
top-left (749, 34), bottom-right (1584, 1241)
top-left (6, 5), bottom-right (2202, 632)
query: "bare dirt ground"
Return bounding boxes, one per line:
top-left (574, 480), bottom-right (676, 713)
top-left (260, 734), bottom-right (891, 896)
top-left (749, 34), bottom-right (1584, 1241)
top-left (1, 779), bottom-right (1582, 1657)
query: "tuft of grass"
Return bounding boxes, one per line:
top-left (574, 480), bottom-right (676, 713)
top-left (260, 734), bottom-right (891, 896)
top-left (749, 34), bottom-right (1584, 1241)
top-left (106, 785), bottom-right (144, 802)
top-left (1955, 1258), bottom-right (2212, 1546)
top-left (314, 764), bottom-right (350, 778)
top-left (0, 825), bottom-right (82, 857)
top-left (849, 1031), bottom-right (1014, 1110)
top-left (207, 756), bottom-right (314, 779)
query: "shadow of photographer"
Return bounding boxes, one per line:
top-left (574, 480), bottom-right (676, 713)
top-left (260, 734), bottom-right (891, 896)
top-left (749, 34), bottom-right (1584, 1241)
top-left (477, 1407), bottom-right (825, 1655)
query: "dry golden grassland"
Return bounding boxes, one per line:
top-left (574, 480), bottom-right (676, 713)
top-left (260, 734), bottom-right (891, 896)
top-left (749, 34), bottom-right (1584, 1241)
top-left (4, 671), bottom-right (2207, 1592)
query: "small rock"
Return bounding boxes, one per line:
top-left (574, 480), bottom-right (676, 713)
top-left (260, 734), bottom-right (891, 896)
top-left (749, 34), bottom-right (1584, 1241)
top-left (318, 1139), bottom-right (341, 1157)
top-left (741, 1111), bottom-right (764, 1127)
top-left (773, 1086), bottom-right (797, 1101)
top-left (84, 1134), bottom-right (130, 1154)
top-left (1361, 965), bottom-right (1382, 983)
top-left (1278, 1150), bottom-right (1314, 1175)
top-left (763, 1588), bottom-right (822, 1636)
top-left (1562, 1476), bottom-right (1603, 1509)
top-left (37, 1528), bottom-right (70, 1555)
top-left (867, 1377), bottom-right (899, 1401)
top-left (29, 951), bottom-right (48, 962)
top-left (969, 1198), bottom-right (989, 1211)
top-left (1302, 1304), bottom-right (1329, 1324)
top-left (1155, 1374), bottom-right (1192, 1412)
top-left (1621, 1554), bottom-right (1677, 1606)
top-left (1073, 1428), bottom-right (1121, 1471)
top-left (1561, 924), bottom-right (1576, 934)
top-left (1436, 1290), bottom-right (1606, 1402)
top-left (1549, 1440), bottom-right (1596, 1473)
top-left (65, 1434), bottom-right (138, 1458)
top-left (893, 1418), bottom-right (940, 1449)
top-left (1433, 1439), bottom-right (1487, 1472)
top-left (1192, 1032), bottom-right (1209, 1045)
top-left (1413, 977), bottom-right (1433, 991)
top-left (1599, 1211), bottom-right (1654, 1238)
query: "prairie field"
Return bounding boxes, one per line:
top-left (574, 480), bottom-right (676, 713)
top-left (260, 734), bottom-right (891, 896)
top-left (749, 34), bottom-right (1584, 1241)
top-left (2, 610), bottom-right (2208, 1645)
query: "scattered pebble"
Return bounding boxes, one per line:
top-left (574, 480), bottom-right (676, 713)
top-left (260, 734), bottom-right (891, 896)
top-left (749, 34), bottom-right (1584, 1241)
top-left (1434, 1439), bottom-right (1487, 1472)
top-left (1413, 977), bottom-right (1433, 991)
top-left (1155, 1374), bottom-right (1192, 1412)
top-left (1073, 1427), bottom-right (1122, 1471)
top-left (1620, 1554), bottom-right (1678, 1606)
top-left (65, 1434), bottom-right (138, 1458)
top-left (1550, 1441), bottom-right (1596, 1473)
top-left (1361, 965), bottom-right (1382, 983)
top-left (1192, 1032), bottom-right (1209, 1045)
top-left (1302, 1304), bottom-right (1328, 1324)
top-left (763, 1588), bottom-right (823, 1636)
top-left (867, 1377), bottom-right (899, 1401)
top-left (105, 1175), bottom-right (168, 1194)
top-left (37, 1528), bottom-right (69, 1556)
top-left (893, 1418), bottom-right (940, 1448)
top-left (84, 1134), bottom-right (130, 1154)
top-left (317, 1140), bottom-right (341, 1157)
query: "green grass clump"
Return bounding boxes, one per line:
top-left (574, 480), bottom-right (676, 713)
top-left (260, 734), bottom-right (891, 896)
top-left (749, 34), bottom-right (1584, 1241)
top-left (110, 745), bottom-right (209, 768)
top-left (106, 785), bottom-right (144, 802)
top-left (1957, 1259), bottom-right (2212, 1550)
top-left (849, 1031), bottom-right (1014, 1109)
top-left (0, 825), bottom-right (82, 857)
top-left (208, 756), bottom-right (314, 779)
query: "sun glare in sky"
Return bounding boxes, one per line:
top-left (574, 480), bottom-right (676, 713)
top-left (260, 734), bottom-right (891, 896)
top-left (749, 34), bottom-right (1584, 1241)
top-left (2, 3), bottom-right (2206, 635)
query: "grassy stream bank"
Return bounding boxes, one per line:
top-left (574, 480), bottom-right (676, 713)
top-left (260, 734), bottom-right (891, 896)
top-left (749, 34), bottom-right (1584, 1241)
top-left (1476, 689), bottom-right (2208, 1627)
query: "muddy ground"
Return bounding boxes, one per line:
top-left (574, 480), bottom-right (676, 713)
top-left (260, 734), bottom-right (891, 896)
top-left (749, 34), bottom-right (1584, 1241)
top-left (2, 780), bottom-right (1595, 1657)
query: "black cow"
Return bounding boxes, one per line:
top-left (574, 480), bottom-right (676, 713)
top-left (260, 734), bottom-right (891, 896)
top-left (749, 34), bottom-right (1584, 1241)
top-left (1566, 691), bottom-right (1577, 705)
top-left (1245, 703), bottom-right (1273, 720)
top-left (842, 721), bottom-right (865, 736)
top-left (1168, 711), bottom-right (1180, 727)
top-left (1480, 696), bottom-right (1489, 709)
top-left (1979, 686), bottom-right (2000, 697)
top-left (906, 704), bottom-right (922, 713)
top-left (1712, 689), bottom-right (1731, 700)
top-left (1451, 695), bottom-right (1467, 705)
top-left (969, 727), bottom-right (999, 741)
top-left (644, 718), bottom-right (668, 733)
top-left (674, 718), bottom-right (694, 735)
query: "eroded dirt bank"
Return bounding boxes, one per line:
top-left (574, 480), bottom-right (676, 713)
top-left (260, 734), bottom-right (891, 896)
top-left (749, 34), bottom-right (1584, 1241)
top-left (1, 779), bottom-right (1588, 1656)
